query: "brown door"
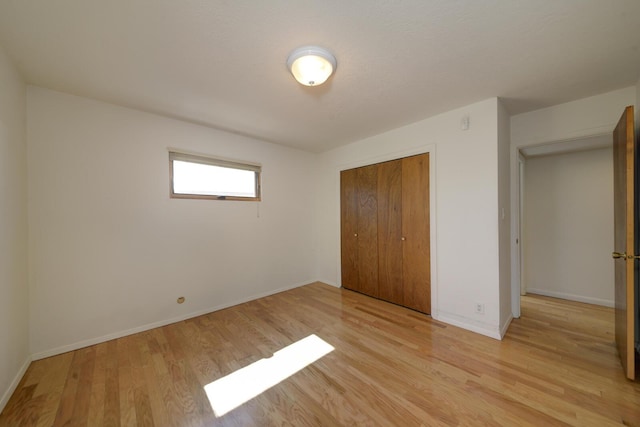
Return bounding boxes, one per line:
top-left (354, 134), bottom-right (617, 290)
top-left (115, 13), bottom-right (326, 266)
top-left (378, 159), bottom-right (403, 305)
top-left (340, 168), bottom-right (359, 291)
top-left (613, 105), bottom-right (636, 380)
top-left (340, 166), bottom-right (380, 296)
top-left (356, 165), bottom-right (379, 297)
top-left (402, 153), bottom-right (431, 314)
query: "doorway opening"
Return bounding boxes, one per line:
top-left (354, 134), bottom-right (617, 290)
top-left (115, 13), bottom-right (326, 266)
top-left (512, 133), bottom-right (613, 315)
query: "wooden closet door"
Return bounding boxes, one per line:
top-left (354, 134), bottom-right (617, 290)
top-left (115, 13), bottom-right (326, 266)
top-left (357, 165), bottom-right (379, 297)
top-left (377, 159), bottom-right (403, 305)
top-left (402, 153), bottom-right (431, 314)
top-left (340, 169), bottom-right (359, 291)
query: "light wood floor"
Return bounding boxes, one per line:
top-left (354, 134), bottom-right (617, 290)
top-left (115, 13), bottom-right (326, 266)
top-left (1, 282), bottom-right (639, 426)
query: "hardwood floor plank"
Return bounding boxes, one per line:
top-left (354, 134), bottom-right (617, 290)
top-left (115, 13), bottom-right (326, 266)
top-left (2, 283), bottom-right (640, 426)
top-left (51, 349), bottom-right (83, 425)
top-left (103, 340), bottom-right (121, 427)
top-left (0, 385), bottom-right (38, 427)
top-left (117, 338), bottom-right (137, 427)
top-left (132, 387), bottom-right (154, 427)
top-left (32, 352), bottom-right (73, 398)
top-left (33, 392), bottom-right (61, 427)
top-left (71, 346), bottom-right (96, 425)
top-left (86, 342), bottom-right (108, 426)
top-left (138, 338), bottom-right (170, 427)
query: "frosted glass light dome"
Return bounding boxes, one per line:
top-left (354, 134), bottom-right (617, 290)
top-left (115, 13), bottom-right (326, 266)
top-left (287, 46), bottom-right (337, 86)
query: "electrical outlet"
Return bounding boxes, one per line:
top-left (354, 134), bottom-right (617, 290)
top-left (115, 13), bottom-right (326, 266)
top-left (475, 303), bottom-right (485, 315)
top-left (461, 114), bottom-right (470, 130)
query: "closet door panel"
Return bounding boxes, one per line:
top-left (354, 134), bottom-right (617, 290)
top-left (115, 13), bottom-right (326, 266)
top-left (340, 169), bottom-right (359, 291)
top-left (377, 159), bottom-right (403, 305)
top-left (357, 165), bottom-right (379, 298)
top-left (402, 153), bottom-right (431, 313)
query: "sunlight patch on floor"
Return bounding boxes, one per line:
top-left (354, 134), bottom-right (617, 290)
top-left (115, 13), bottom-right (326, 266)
top-left (204, 334), bottom-right (334, 417)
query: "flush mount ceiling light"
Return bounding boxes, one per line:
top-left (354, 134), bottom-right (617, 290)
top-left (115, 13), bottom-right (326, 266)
top-left (287, 46), bottom-right (337, 86)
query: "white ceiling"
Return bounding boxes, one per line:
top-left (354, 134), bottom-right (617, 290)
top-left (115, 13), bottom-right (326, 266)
top-left (0, 1), bottom-right (639, 152)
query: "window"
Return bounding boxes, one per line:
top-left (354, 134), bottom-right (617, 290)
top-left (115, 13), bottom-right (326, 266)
top-left (169, 151), bottom-right (261, 201)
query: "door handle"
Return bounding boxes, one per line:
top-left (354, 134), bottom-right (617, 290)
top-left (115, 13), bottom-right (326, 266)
top-left (612, 252), bottom-right (640, 260)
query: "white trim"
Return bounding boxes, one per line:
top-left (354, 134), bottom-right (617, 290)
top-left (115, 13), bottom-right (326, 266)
top-left (500, 313), bottom-right (514, 339)
top-left (510, 145), bottom-right (522, 318)
top-left (169, 150), bottom-right (261, 172)
top-left (0, 356), bottom-right (32, 414)
top-left (31, 280), bottom-right (311, 361)
top-left (334, 144), bottom-right (438, 318)
top-left (518, 154), bottom-right (525, 296)
top-left (512, 126), bottom-right (614, 148)
top-left (318, 279), bottom-right (339, 288)
top-left (435, 310), bottom-right (502, 340)
top-left (526, 289), bottom-right (615, 308)
top-left (167, 147), bottom-right (262, 169)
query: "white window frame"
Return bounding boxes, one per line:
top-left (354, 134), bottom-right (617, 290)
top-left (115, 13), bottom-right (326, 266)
top-left (169, 151), bottom-right (261, 201)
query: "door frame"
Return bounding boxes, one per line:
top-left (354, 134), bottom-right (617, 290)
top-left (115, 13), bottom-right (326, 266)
top-left (510, 132), bottom-right (612, 318)
top-left (518, 152), bottom-right (525, 297)
top-left (335, 144), bottom-right (438, 317)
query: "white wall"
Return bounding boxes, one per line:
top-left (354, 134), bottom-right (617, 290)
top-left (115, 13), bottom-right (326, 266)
top-left (0, 46), bottom-right (29, 411)
top-left (27, 87), bottom-right (318, 358)
top-left (511, 86), bottom-right (636, 147)
top-left (316, 98), bottom-right (507, 339)
top-left (497, 100), bottom-right (511, 333)
top-left (523, 148), bottom-right (614, 306)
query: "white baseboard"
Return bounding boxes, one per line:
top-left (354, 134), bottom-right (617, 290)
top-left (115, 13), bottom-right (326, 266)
top-left (433, 311), bottom-right (502, 340)
top-left (318, 279), bottom-right (338, 288)
top-left (525, 288), bottom-right (614, 308)
top-left (31, 280), bottom-right (312, 361)
top-left (0, 355), bottom-right (32, 414)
